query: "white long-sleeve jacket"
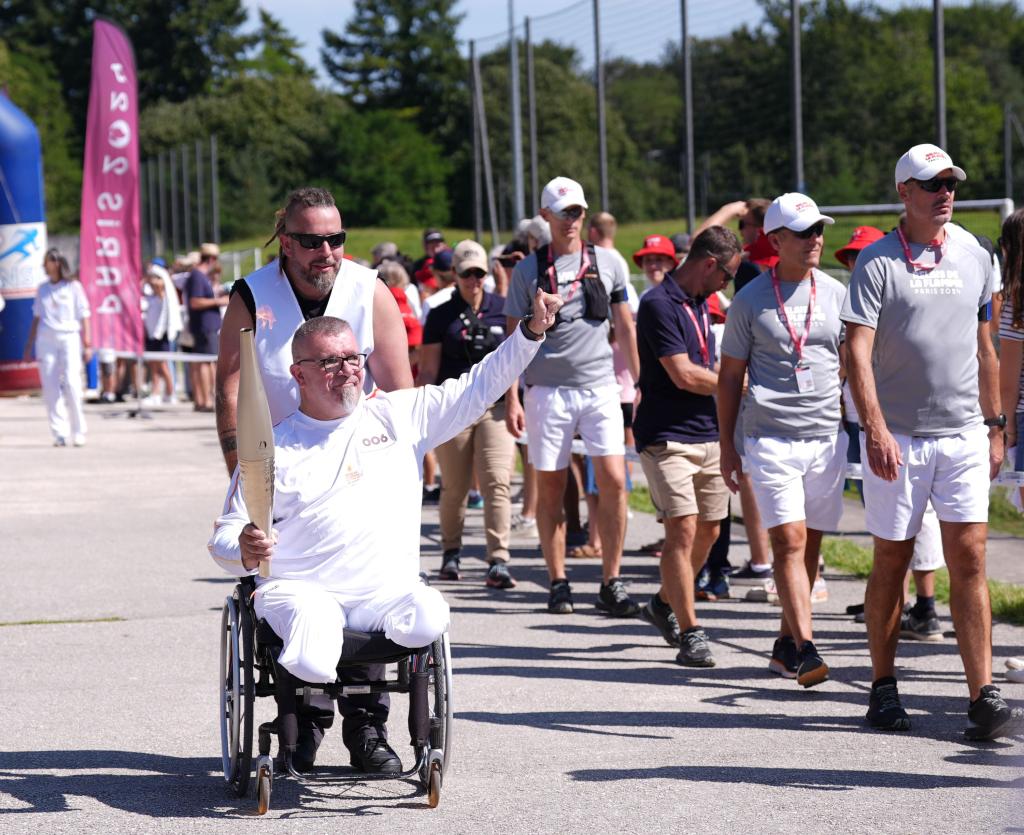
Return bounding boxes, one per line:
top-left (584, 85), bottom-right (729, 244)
top-left (208, 326), bottom-right (541, 597)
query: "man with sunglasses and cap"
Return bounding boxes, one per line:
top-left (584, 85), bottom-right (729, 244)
top-left (215, 186), bottom-right (413, 775)
top-left (842, 144), bottom-right (1021, 739)
top-left (503, 176), bottom-right (640, 617)
top-left (718, 193), bottom-right (848, 688)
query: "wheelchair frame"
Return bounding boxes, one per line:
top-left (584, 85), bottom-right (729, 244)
top-left (219, 577), bottom-right (453, 815)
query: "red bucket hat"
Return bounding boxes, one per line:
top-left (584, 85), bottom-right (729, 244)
top-left (632, 234), bottom-right (677, 267)
top-left (834, 226), bottom-right (885, 266)
top-left (744, 231), bottom-right (779, 268)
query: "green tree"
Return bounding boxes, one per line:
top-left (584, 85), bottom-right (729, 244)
top-left (241, 8), bottom-right (315, 81)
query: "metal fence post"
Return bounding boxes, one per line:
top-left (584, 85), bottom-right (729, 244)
top-left (509, 1), bottom-right (525, 222)
top-left (471, 41), bottom-right (483, 241)
top-left (934, 0), bottom-right (947, 149)
top-left (526, 17), bottom-right (538, 213)
top-left (680, 0), bottom-right (695, 233)
top-left (211, 134), bottom-right (220, 244)
top-left (472, 47), bottom-right (501, 246)
top-left (181, 146), bottom-right (191, 251)
top-left (791, 0), bottom-right (805, 192)
top-left (195, 140), bottom-right (205, 243)
top-left (594, 0), bottom-right (609, 209)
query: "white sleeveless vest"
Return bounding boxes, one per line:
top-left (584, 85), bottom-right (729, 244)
top-left (246, 259), bottom-right (378, 424)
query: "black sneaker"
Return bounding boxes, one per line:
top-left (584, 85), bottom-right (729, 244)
top-left (548, 579), bottom-right (573, 614)
top-left (730, 561), bottom-right (774, 583)
top-left (596, 577), bottom-right (641, 618)
top-left (438, 549), bottom-right (461, 580)
top-left (866, 678), bottom-right (911, 732)
top-left (768, 636), bottom-right (798, 679)
top-left (485, 562), bottom-right (516, 589)
top-left (349, 735), bottom-right (402, 774)
top-left (676, 626), bottom-right (715, 667)
top-left (965, 685), bottom-right (1024, 741)
top-left (422, 485), bottom-right (441, 505)
top-left (291, 719), bottom-right (325, 773)
top-left (796, 640), bottom-right (829, 688)
top-left (900, 608), bottom-right (943, 642)
top-left (640, 594), bottom-right (682, 647)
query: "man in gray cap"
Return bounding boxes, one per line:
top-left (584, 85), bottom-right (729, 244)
top-left (843, 143), bottom-right (1019, 739)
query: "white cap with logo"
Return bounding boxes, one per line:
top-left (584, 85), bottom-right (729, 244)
top-left (763, 193), bottom-right (835, 234)
top-left (452, 239), bottom-right (489, 275)
top-left (541, 177), bottom-right (588, 213)
top-left (894, 143), bottom-right (966, 187)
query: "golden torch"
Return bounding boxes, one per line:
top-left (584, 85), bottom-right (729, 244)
top-left (237, 327), bottom-right (274, 579)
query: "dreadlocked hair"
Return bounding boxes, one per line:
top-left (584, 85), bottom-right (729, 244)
top-left (266, 187), bottom-right (338, 268)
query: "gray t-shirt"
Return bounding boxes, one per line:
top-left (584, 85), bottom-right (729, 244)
top-left (721, 268), bottom-right (846, 438)
top-left (840, 229), bottom-right (992, 436)
top-left (504, 245), bottom-right (628, 388)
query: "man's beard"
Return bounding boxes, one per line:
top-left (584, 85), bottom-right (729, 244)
top-left (338, 382), bottom-right (361, 414)
top-left (298, 263), bottom-right (338, 295)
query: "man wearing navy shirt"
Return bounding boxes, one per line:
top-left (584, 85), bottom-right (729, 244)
top-left (634, 226), bottom-right (742, 667)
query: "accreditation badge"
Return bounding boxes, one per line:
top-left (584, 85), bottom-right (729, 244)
top-left (795, 363), bottom-right (815, 393)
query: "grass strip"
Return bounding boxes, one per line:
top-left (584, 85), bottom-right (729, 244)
top-left (822, 538), bottom-right (1024, 626)
top-left (0, 616), bottom-right (125, 628)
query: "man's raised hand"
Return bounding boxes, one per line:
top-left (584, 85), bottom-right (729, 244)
top-left (530, 287), bottom-right (564, 334)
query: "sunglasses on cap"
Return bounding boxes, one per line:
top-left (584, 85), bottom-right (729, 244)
top-left (550, 206), bottom-right (585, 221)
top-left (286, 231), bottom-right (348, 250)
top-left (790, 222), bottom-right (826, 239)
top-left (911, 177), bottom-right (958, 194)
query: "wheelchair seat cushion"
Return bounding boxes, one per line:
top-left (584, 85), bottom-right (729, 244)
top-left (255, 619), bottom-right (416, 665)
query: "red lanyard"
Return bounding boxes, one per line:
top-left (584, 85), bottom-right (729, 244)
top-left (546, 246), bottom-right (591, 302)
top-left (680, 301), bottom-right (710, 368)
top-left (896, 224), bottom-right (946, 273)
top-left (770, 268), bottom-right (815, 363)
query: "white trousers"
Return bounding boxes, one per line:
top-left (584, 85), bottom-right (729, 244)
top-left (254, 579), bottom-right (450, 684)
top-left (36, 328), bottom-right (87, 442)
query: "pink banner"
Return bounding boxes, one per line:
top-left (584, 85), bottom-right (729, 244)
top-left (80, 19), bottom-right (141, 352)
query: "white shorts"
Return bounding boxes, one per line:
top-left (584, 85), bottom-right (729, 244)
top-left (743, 433), bottom-right (848, 531)
top-left (860, 427), bottom-right (990, 541)
top-left (910, 502), bottom-right (945, 572)
top-left (524, 383), bottom-right (625, 471)
top-left (255, 579), bottom-right (450, 684)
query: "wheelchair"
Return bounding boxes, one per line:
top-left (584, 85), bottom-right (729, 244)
top-left (219, 575), bottom-right (453, 815)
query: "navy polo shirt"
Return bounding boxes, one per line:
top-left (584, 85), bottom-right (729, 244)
top-left (423, 290), bottom-right (507, 383)
top-left (633, 277), bottom-right (719, 450)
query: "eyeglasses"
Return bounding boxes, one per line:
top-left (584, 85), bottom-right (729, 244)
top-left (286, 231), bottom-right (348, 250)
top-left (714, 260), bottom-right (736, 282)
top-left (295, 353), bottom-right (367, 374)
top-left (550, 206), bottom-right (585, 221)
top-left (792, 222), bottom-right (826, 239)
top-left (458, 268), bottom-right (486, 280)
top-left (911, 177), bottom-right (958, 194)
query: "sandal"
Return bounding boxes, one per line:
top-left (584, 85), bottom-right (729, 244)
top-left (568, 544), bottom-right (602, 559)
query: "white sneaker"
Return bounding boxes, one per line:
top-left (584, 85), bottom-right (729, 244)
top-left (53, 437), bottom-right (67, 447)
top-left (510, 513), bottom-right (537, 534)
top-left (73, 434), bottom-right (87, 447)
top-left (142, 395), bottom-right (162, 407)
top-left (162, 394), bottom-right (176, 405)
top-left (1007, 658), bottom-right (1024, 683)
top-left (811, 577), bottom-right (829, 604)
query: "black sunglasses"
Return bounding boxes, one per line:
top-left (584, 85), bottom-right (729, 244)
top-left (458, 268), bottom-right (486, 280)
top-left (286, 231), bottom-right (347, 250)
top-left (911, 177), bottom-right (958, 194)
top-left (551, 206), bottom-right (585, 221)
top-left (792, 222), bottom-right (826, 239)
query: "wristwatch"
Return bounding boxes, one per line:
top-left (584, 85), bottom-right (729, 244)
top-left (983, 414), bottom-right (1007, 429)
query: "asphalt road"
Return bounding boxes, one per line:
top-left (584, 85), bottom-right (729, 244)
top-left (1, 394), bottom-right (1022, 833)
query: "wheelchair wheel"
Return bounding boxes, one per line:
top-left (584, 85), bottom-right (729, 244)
top-left (219, 590), bottom-right (255, 797)
top-left (255, 757), bottom-right (273, 815)
top-left (421, 631), bottom-right (453, 786)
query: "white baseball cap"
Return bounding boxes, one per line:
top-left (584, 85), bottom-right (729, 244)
top-left (894, 143), bottom-right (966, 187)
top-left (451, 239), bottom-right (489, 274)
top-left (541, 177), bottom-right (588, 213)
top-left (763, 193), bottom-right (835, 234)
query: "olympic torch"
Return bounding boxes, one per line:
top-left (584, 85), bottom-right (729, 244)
top-left (237, 327), bottom-right (274, 579)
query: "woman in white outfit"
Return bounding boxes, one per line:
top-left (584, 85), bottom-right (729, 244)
top-left (23, 248), bottom-right (92, 446)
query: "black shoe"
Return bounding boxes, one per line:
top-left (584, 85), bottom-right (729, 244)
top-left (291, 720), bottom-right (325, 773)
top-left (965, 685), bottom-right (1024, 741)
top-left (438, 549), bottom-right (461, 580)
top-left (768, 636), bottom-right (798, 679)
top-left (867, 678), bottom-right (911, 732)
top-left (596, 577), bottom-right (641, 618)
top-left (640, 594), bottom-right (681, 647)
top-left (730, 561), bottom-right (774, 583)
top-left (485, 562), bottom-right (516, 589)
top-left (796, 640), bottom-right (829, 688)
top-left (900, 608), bottom-right (943, 642)
top-left (676, 627), bottom-right (715, 667)
top-left (422, 485), bottom-right (440, 505)
top-left (548, 579), bottom-right (573, 614)
top-left (349, 734), bottom-right (403, 774)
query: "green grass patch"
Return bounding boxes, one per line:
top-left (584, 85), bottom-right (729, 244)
top-left (0, 616), bottom-right (125, 628)
top-left (628, 485), bottom-right (656, 516)
top-left (822, 537), bottom-right (1024, 626)
top-left (990, 488), bottom-right (1024, 538)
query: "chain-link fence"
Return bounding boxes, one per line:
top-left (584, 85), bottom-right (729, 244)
top-left (469, 0), bottom-right (1009, 233)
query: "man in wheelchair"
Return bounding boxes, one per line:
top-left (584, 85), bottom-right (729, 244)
top-left (209, 289), bottom-right (561, 773)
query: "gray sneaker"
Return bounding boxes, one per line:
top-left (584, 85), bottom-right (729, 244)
top-left (676, 627), bottom-right (715, 667)
top-left (900, 608), bottom-right (943, 642)
top-left (640, 595), bottom-right (682, 648)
